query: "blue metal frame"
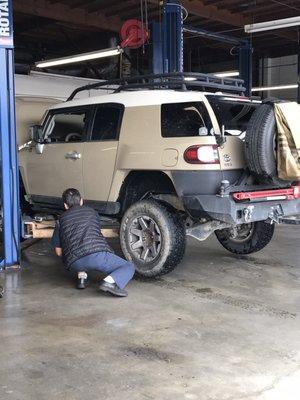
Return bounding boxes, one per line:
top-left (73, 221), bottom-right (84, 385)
top-left (152, 22), bottom-right (164, 74)
top-left (0, 0), bottom-right (20, 269)
top-left (162, 0), bottom-right (183, 73)
top-left (183, 25), bottom-right (252, 96)
top-left (153, 1), bottom-right (252, 95)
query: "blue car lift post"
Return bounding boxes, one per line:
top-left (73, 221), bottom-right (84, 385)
top-left (0, 0), bottom-right (20, 270)
top-left (152, 0), bottom-right (252, 96)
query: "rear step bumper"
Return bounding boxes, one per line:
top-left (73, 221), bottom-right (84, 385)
top-left (278, 216), bottom-right (300, 225)
top-left (182, 194), bottom-right (300, 225)
top-left (232, 186), bottom-right (300, 201)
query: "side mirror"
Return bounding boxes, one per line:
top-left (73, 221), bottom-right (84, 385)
top-left (30, 125), bottom-right (43, 143)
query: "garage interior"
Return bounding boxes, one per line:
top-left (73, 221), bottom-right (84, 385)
top-left (1, 1), bottom-right (300, 399)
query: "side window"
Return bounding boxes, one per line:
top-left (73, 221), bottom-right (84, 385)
top-left (91, 104), bottom-right (123, 141)
top-left (44, 108), bottom-right (90, 143)
top-left (161, 102), bottom-right (212, 137)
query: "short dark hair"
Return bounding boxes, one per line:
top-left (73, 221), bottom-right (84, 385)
top-left (62, 188), bottom-right (81, 208)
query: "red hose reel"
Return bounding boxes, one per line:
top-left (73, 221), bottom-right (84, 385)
top-left (120, 19), bottom-right (149, 49)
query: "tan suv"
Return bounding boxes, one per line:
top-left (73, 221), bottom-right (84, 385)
top-left (19, 73), bottom-right (300, 277)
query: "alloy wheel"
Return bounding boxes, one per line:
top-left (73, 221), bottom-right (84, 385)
top-left (129, 215), bottom-right (162, 262)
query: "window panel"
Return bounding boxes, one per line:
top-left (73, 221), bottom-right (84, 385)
top-left (91, 105), bottom-right (123, 141)
top-left (45, 109), bottom-right (89, 143)
top-left (207, 96), bottom-right (259, 137)
top-left (161, 102), bottom-right (212, 138)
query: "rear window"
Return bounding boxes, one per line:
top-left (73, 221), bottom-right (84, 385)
top-left (207, 96), bottom-right (260, 137)
top-left (161, 102), bottom-right (212, 137)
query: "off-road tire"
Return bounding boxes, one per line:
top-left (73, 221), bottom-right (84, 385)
top-left (245, 103), bottom-right (287, 185)
top-left (120, 199), bottom-right (186, 278)
top-left (215, 221), bottom-right (275, 255)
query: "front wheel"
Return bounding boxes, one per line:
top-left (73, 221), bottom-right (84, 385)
top-left (215, 221), bottom-right (275, 255)
top-left (120, 200), bottom-right (186, 278)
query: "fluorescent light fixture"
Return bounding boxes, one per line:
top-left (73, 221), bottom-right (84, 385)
top-left (214, 71), bottom-right (239, 78)
top-left (252, 84), bottom-right (297, 92)
top-left (245, 16), bottom-right (300, 33)
top-left (184, 77), bottom-right (197, 81)
top-left (36, 47), bottom-right (123, 68)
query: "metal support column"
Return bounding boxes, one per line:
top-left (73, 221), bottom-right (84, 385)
top-left (162, 0), bottom-right (183, 73)
top-left (0, 0), bottom-right (20, 269)
top-left (298, 47), bottom-right (300, 104)
top-left (239, 43), bottom-right (252, 97)
top-left (151, 22), bottom-right (163, 74)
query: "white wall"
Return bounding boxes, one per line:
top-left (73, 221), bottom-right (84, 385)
top-left (15, 71), bottom-right (100, 100)
top-left (15, 72), bottom-right (102, 145)
top-left (260, 55), bottom-right (297, 101)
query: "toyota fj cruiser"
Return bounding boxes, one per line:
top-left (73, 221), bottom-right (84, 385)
top-left (19, 73), bottom-right (300, 277)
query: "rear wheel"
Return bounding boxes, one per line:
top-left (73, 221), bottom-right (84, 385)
top-left (215, 221), bottom-right (275, 255)
top-left (120, 199), bottom-right (186, 278)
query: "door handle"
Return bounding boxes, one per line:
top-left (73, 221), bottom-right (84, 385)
top-left (65, 151), bottom-right (81, 160)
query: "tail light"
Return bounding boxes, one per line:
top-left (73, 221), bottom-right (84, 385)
top-left (294, 185), bottom-right (300, 198)
top-left (184, 145), bottom-right (219, 164)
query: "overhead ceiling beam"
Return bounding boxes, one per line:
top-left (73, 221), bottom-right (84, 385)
top-left (87, 0), bottom-right (122, 14)
top-left (13, 0), bottom-right (123, 33)
top-left (105, 0), bottom-right (143, 17)
top-left (148, 0), bottom-right (245, 26)
top-left (14, 0), bottom-right (298, 48)
top-left (241, 4), bottom-right (284, 15)
top-left (118, 5), bottom-right (158, 20)
top-left (205, 0), bottom-right (258, 10)
top-left (244, 9), bottom-right (296, 21)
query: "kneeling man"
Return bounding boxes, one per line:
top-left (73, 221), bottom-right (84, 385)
top-left (51, 188), bottom-right (135, 297)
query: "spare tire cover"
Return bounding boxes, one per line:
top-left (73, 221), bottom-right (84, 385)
top-left (245, 103), bottom-right (288, 185)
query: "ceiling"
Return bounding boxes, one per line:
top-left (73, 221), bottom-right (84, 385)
top-left (13, 0), bottom-right (300, 78)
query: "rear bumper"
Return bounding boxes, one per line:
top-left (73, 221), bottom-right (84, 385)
top-left (182, 194), bottom-right (300, 224)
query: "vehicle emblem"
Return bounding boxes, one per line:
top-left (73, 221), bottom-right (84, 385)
top-left (223, 154), bottom-right (231, 163)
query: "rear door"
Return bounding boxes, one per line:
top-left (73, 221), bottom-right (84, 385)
top-left (26, 106), bottom-right (92, 203)
top-left (83, 103), bottom-right (124, 209)
top-left (205, 96), bottom-right (260, 170)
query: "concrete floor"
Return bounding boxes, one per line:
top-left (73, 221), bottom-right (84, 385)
top-left (0, 225), bottom-right (300, 400)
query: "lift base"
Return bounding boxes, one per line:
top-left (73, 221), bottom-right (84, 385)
top-left (23, 218), bottom-right (120, 239)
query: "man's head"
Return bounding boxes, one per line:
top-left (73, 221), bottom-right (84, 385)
top-left (62, 188), bottom-right (83, 210)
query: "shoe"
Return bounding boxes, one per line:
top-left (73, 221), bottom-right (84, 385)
top-left (76, 277), bottom-right (88, 289)
top-left (98, 281), bottom-right (128, 297)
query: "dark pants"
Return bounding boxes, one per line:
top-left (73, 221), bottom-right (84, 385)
top-left (71, 251), bottom-right (135, 289)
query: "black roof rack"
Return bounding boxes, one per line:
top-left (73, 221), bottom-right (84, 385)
top-left (67, 72), bottom-right (246, 101)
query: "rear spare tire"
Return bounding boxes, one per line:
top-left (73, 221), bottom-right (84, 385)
top-left (120, 200), bottom-right (186, 278)
top-left (215, 221), bottom-right (275, 255)
top-left (245, 103), bottom-right (287, 185)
